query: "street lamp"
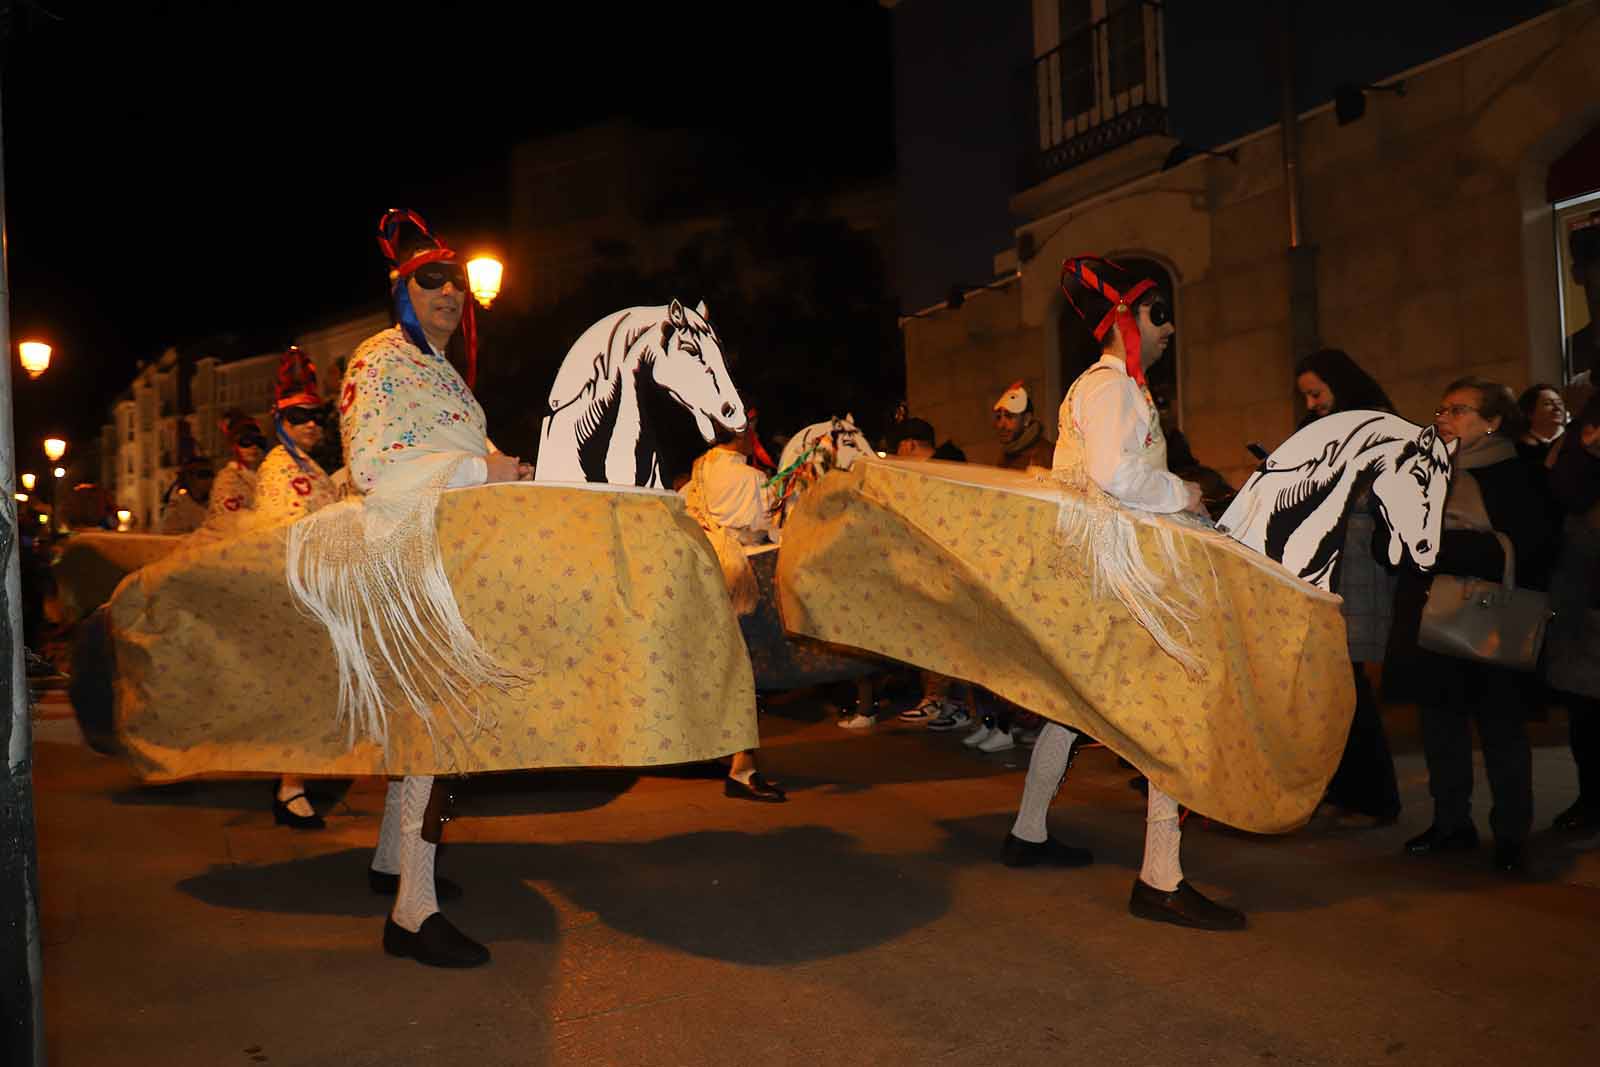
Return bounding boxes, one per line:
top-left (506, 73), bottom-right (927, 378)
top-left (115, 508), bottom-right (132, 532)
top-left (20, 473), bottom-right (35, 491)
top-left (43, 438), bottom-right (66, 462)
top-left (52, 467), bottom-right (66, 479)
top-left (466, 256), bottom-right (504, 309)
top-left (13, 493), bottom-right (27, 503)
top-left (18, 341), bottom-right (51, 379)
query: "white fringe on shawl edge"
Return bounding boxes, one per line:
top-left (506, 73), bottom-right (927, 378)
top-left (284, 471), bottom-right (530, 755)
top-left (1040, 470), bottom-right (1209, 678)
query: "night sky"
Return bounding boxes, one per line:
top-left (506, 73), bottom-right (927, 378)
top-left (0, 0), bottom-right (894, 461)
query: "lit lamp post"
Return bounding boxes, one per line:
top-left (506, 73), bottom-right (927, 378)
top-left (466, 256), bottom-right (504, 309)
top-left (42, 439), bottom-right (66, 535)
top-left (17, 340), bottom-right (51, 380)
top-left (115, 508), bottom-right (132, 532)
top-left (20, 472), bottom-right (35, 491)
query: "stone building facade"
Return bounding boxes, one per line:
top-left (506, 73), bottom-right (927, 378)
top-left (899, 5), bottom-right (1600, 484)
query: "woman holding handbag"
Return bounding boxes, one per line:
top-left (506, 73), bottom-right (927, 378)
top-left (1388, 377), bottom-right (1558, 874)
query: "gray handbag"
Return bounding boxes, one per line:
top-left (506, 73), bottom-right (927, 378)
top-left (1418, 532), bottom-right (1553, 672)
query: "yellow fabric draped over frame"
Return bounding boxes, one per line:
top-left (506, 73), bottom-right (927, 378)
top-left (777, 460), bottom-right (1354, 833)
top-left (106, 483), bottom-right (757, 780)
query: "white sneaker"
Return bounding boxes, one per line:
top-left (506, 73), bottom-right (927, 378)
top-left (978, 728), bottom-right (1017, 753)
top-left (838, 713), bottom-right (876, 730)
top-left (961, 723), bottom-right (994, 748)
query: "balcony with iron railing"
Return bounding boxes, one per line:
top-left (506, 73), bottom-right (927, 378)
top-left (1017, 0), bottom-right (1168, 191)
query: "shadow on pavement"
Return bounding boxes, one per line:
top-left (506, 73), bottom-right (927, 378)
top-left (177, 827), bottom-right (952, 965)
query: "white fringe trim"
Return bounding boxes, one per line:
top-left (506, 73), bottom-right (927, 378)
top-left (284, 475), bottom-right (530, 756)
top-left (1042, 472), bottom-right (1208, 678)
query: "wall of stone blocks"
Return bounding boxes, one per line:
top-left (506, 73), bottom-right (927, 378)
top-left (903, 9), bottom-right (1600, 490)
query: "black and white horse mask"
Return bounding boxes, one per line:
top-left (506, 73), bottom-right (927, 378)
top-left (537, 300), bottom-right (746, 488)
top-left (1216, 411), bottom-right (1454, 590)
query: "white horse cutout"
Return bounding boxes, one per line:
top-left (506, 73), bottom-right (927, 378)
top-left (1216, 410), bottom-right (1454, 590)
top-left (537, 300), bottom-right (747, 488)
top-left (771, 414), bottom-right (875, 525)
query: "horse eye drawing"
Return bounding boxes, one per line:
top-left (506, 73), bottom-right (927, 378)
top-left (1215, 410), bottom-right (1453, 591)
top-left (536, 299), bottom-right (747, 488)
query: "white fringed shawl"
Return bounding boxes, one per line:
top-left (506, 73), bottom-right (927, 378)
top-left (285, 332), bottom-right (527, 752)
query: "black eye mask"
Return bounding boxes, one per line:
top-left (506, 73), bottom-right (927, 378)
top-left (1147, 300), bottom-right (1172, 327)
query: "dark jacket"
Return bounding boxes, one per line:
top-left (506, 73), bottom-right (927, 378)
top-left (996, 422), bottom-right (1054, 471)
top-left (1543, 437), bottom-right (1600, 698)
top-left (1384, 453), bottom-right (1559, 706)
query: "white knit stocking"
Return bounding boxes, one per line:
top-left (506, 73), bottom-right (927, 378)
top-left (1009, 722), bottom-right (1079, 842)
top-left (1140, 785), bottom-right (1185, 892)
top-left (390, 775), bottom-right (439, 933)
top-left (371, 779), bottom-right (404, 875)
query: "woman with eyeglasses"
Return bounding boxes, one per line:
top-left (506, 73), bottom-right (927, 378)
top-left (1387, 377), bottom-right (1558, 875)
top-left (1292, 349), bottom-right (1403, 829)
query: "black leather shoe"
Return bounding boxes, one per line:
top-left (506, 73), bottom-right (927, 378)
top-left (272, 793), bottom-right (326, 831)
top-left (1404, 823), bottom-right (1479, 855)
top-left (1129, 879), bottom-right (1247, 931)
top-left (724, 773), bottom-right (786, 803)
top-left (1001, 832), bottom-right (1094, 868)
top-left (369, 868), bottom-right (464, 902)
top-left (1551, 798), bottom-right (1600, 834)
top-left (382, 914), bottom-right (490, 968)
top-left (1492, 840), bottom-right (1526, 875)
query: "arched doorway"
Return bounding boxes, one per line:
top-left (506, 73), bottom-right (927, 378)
top-left (1057, 257), bottom-right (1179, 418)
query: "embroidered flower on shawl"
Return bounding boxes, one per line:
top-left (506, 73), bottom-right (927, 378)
top-left (291, 476), bottom-right (312, 497)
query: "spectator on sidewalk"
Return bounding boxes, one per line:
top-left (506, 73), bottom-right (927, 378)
top-left (993, 380), bottom-right (1055, 471)
top-left (1542, 392), bottom-right (1600, 833)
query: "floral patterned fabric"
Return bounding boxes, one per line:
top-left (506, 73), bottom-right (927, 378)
top-left (251, 446), bottom-right (337, 528)
top-left (199, 460), bottom-right (258, 539)
top-left (777, 460), bottom-right (1355, 833)
top-left (105, 483), bottom-right (758, 779)
top-left (340, 325), bottom-right (487, 496)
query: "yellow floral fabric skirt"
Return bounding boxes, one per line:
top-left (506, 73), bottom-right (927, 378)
top-left (777, 460), bottom-right (1354, 833)
top-left (106, 484), bottom-right (758, 779)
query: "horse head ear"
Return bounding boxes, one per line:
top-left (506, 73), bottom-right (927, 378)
top-left (845, 412), bottom-right (856, 426)
top-left (1446, 437), bottom-right (1459, 459)
top-left (694, 300), bottom-right (709, 320)
top-left (668, 299), bottom-right (687, 328)
top-left (1415, 424), bottom-right (1439, 452)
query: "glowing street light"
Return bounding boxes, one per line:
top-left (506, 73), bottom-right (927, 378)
top-left (18, 341), bottom-right (52, 379)
top-left (52, 467), bottom-right (66, 479)
top-left (116, 508), bottom-right (132, 531)
top-left (20, 473), bottom-right (35, 491)
top-left (466, 256), bottom-right (504, 309)
top-left (14, 493), bottom-right (28, 502)
top-left (43, 438), bottom-right (67, 462)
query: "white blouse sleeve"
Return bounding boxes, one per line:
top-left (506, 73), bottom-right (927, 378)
top-left (1072, 372), bottom-right (1189, 513)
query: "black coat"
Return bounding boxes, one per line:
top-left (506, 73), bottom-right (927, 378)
top-left (1383, 453), bottom-right (1559, 707)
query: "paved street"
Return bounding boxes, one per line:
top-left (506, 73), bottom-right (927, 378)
top-left (31, 691), bottom-right (1599, 1067)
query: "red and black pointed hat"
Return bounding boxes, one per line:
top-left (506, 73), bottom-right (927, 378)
top-left (274, 346), bottom-right (320, 411)
top-left (1060, 256), bottom-right (1160, 386)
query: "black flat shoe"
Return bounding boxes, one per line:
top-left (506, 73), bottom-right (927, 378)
top-left (383, 914), bottom-right (490, 968)
top-left (272, 793), bottom-right (325, 831)
top-left (724, 773), bottom-right (786, 803)
top-left (1129, 879), bottom-right (1246, 931)
top-left (1404, 823), bottom-right (1479, 855)
top-left (1551, 798), bottom-right (1600, 834)
top-left (1492, 840), bottom-right (1526, 875)
top-left (369, 868), bottom-right (464, 902)
top-left (1001, 832), bottom-right (1094, 868)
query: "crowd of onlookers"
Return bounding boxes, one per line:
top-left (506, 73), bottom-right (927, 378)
top-left (835, 353), bottom-right (1599, 877)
